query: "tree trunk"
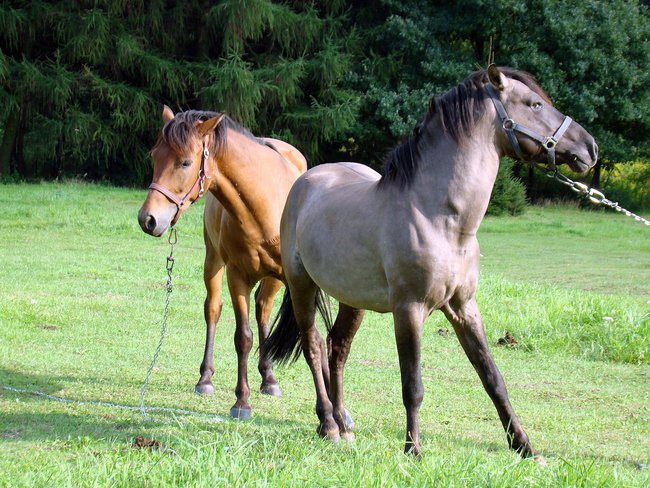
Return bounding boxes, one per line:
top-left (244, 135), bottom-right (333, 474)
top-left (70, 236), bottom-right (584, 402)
top-left (526, 164), bottom-right (536, 203)
top-left (0, 105), bottom-right (19, 177)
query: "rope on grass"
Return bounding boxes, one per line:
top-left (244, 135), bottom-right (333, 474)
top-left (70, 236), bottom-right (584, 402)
top-left (1, 385), bottom-right (223, 422)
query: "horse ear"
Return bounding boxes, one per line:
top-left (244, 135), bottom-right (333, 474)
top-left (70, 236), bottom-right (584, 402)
top-left (487, 64), bottom-right (508, 91)
top-left (196, 113), bottom-right (226, 137)
top-left (162, 105), bottom-right (175, 123)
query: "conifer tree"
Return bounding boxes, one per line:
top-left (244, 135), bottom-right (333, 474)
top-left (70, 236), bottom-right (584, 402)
top-left (0, 0), bottom-right (357, 183)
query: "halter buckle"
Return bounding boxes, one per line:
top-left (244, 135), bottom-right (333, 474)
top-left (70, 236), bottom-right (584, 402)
top-left (198, 171), bottom-right (206, 197)
top-left (544, 137), bottom-right (557, 150)
top-left (502, 118), bottom-right (515, 131)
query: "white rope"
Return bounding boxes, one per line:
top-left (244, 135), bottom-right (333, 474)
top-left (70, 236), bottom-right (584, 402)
top-left (1, 385), bottom-right (223, 422)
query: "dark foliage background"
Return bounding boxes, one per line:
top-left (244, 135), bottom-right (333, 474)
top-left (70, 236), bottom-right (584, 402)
top-left (1, 0), bottom-right (649, 201)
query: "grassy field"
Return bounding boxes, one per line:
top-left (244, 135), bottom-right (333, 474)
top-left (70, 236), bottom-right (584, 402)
top-left (0, 182), bottom-right (648, 487)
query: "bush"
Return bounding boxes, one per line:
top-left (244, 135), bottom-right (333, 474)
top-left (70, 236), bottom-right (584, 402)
top-left (487, 157), bottom-right (528, 216)
top-left (601, 160), bottom-right (650, 211)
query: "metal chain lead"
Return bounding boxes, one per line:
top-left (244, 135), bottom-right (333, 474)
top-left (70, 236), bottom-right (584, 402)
top-left (535, 164), bottom-right (650, 227)
top-left (139, 226), bottom-right (178, 420)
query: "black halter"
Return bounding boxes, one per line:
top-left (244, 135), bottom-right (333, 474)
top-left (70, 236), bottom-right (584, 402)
top-left (485, 84), bottom-right (572, 171)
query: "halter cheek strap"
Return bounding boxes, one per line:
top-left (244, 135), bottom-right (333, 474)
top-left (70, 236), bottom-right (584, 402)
top-left (485, 84), bottom-right (572, 171)
top-left (148, 144), bottom-right (211, 223)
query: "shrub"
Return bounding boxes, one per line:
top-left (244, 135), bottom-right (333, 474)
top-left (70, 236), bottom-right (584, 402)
top-left (601, 160), bottom-right (650, 211)
top-left (487, 157), bottom-right (528, 216)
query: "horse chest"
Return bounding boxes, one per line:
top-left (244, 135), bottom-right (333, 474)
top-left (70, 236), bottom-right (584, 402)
top-left (384, 237), bottom-right (479, 309)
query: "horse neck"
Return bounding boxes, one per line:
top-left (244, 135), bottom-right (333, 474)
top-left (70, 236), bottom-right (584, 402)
top-left (206, 129), bottom-right (281, 236)
top-left (410, 116), bottom-right (501, 235)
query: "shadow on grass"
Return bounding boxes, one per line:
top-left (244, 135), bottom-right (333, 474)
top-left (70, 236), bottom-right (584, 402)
top-left (0, 367), bottom-right (79, 395)
top-left (0, 410), bottom-right (138, 444)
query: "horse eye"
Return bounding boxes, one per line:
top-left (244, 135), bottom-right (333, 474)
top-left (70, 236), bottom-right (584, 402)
top-left (531, 101), bottom-right (544, 111)
top-left (180, 160), bottom-right (192, 168)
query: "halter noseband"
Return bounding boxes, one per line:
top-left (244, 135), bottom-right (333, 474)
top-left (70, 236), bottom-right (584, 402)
top-left (485, 84), bottom-right (572, 171)
top-left (148, 142), bottom-right (211, 224)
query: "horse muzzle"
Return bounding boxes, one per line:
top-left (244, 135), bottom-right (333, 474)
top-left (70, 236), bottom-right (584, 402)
top-left (138, 199), bottom-right (176, 237)
top-left (566, 137), bottom-right (598, 173)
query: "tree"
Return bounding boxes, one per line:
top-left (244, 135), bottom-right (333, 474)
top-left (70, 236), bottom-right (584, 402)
top-left (343, 0), bottom-right (649, 199)
top-left (339, 0), bottom-right (474, 166)
top-left (1, 0), bottom-right (648, 190)
top-left (0, 0), bottom-right (357, 183)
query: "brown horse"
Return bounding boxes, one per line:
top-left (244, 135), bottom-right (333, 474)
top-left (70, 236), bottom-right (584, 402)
top-left (266, 66), bottom-right (598, 460)
top-left (138, 106), bottom-right (306, 418)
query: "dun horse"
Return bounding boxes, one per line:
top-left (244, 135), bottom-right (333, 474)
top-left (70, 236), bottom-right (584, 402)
top-left (138, 106), bottom-right (306, 418)
top-left (266, 66), bottom-right (598, 460)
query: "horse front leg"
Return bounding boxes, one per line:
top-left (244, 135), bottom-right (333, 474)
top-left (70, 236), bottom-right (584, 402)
top-left (195, 254), bottom-right (225, 396)
top-left (227, 267), bottom-right (254, 419)
top-left (328, 304), bottom-right (365, 440)
top-left (442, 297), bottom-right (544, 464)
top-left (393, 304), bottom-right (426, 456)
top-left (254, 277), bottom-right (283, 396)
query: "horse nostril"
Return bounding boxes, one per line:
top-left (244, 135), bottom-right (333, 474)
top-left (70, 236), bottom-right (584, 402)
top-left (592, 141), bottom-right (599, 162)
top-left (144, 215), bottom-right (157, 233)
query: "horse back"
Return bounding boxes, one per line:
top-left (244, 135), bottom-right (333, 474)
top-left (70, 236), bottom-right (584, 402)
top-left (262, 137), bottom-right (307, 174)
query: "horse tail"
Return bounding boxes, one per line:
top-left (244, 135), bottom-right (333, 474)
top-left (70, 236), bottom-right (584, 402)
top-left (266, 288), bottom-right (333, 365)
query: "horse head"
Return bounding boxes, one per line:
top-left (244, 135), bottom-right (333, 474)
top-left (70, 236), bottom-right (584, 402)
top-left (138, 106), bottom-right (224, 237)
top-left (486, 65), bottom-right (598, 173)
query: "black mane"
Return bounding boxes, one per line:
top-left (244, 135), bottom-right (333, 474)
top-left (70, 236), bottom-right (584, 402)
top-left (378, 67), bottom-right (549, 189)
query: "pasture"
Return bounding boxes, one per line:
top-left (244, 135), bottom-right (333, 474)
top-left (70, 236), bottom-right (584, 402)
top-left (0, 182), bottom-right (648, 487)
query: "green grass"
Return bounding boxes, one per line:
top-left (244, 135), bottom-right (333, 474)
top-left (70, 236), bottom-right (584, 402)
top-left (0, 182), bottom-right (648, 487)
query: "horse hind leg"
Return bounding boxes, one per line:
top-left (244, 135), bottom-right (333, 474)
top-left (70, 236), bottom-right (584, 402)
top-left (289, 280), bottom-right (340, 441)
top-left (328, 304), bottom-right (365, 441)
top-left (442, 297), bottom-right (544, 464)
top-left (195, 251), bottom-right (225, 396)
top-left (254, 277), bottom-right (283, 396)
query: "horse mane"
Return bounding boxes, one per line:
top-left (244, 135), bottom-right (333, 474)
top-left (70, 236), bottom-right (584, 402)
top-left (378, 67), bottom-right (550, 189)
top-left (152, 110), bottom-right (265, 159)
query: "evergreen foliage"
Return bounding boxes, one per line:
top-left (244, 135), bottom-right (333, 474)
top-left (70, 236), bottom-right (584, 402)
top-left (0, 0), bottom-right (356, 184)
top-left (487, 158), bottom-right (528, 216)
top-left (1, 0), bottom-right (649, 202)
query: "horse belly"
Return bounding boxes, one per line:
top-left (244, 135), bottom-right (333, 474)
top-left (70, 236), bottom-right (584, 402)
top-left (301, 245), bottom-right (392, 312)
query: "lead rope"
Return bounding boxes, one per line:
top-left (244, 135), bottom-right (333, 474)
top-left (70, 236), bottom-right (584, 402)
top-left (139, 226), bottom-right (178, 420)
top-left (3, 224), bottom-right (223, 421)
top-left (534, 164), bottom-right (650, 227)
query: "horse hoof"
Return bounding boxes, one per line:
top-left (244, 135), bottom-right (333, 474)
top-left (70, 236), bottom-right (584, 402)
top-left (340, 431), bottom-right (355, 443)
top-left (317, 424), bottom-right (341, 443)
top-left (404, 443), bottom-right (422, 459)
top-left (260, 383), bottom-right (281, 397)
top-left (322, 430), bottom-right (340, 443)
top-left (343, 409), bottom-right (355, 430)
top-left (195, 383), bottom-right (215, 396)
top-left (229, 405), bottom-right (252, 420)
top-left (533, 455), bottom-right (548, 467)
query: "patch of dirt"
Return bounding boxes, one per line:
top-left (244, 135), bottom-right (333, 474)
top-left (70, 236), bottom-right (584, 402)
top-left (1, 429), bottom-right (22, 439)
top-left (132, 436), bottom-right (175, 455)
top-left (496, 331), bottom-right (518, 348)
top-left (133, 436), bottom-right (160, 449)
top-left (38, 324), bottom-right (59, 331)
